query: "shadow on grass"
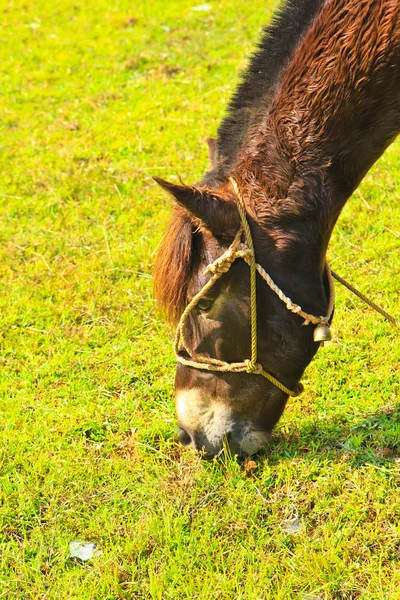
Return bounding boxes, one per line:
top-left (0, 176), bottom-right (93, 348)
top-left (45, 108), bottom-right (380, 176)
top-left (264, 404), bottom-right (400, 469)
top-left (137, 403), bottom-right (400, 472)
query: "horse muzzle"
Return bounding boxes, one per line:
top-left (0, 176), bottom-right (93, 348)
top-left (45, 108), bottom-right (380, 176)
top-left (176, 388), bottom-right (271, 458)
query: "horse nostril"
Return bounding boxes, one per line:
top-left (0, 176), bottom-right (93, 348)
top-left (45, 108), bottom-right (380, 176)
top-left (178, 427), bottom-right (192, 447)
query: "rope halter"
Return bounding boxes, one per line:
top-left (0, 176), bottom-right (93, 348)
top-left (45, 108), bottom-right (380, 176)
top-left (174, 177), bottom-right (335, 398)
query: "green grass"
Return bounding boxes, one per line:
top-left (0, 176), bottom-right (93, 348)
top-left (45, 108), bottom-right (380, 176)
top-left (0, 0), bottom-right (399, 598)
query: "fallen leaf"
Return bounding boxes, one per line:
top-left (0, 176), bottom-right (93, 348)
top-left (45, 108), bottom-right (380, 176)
top-left (281, 517), bottom-right (303, 535)
top-left (192, 4), bottom-right (212, 12)
top-left (244, 458), bottom-right (258, 474)
top-left (63, 121), bottom-right (80, 131)
top-left (69, 541), bottom-right (101, 561)
top-left (124, 16), bottom-right (137, 27)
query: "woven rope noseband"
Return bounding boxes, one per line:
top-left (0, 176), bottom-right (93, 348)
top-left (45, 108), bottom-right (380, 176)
top-left (174, 177), bottom-right (335, 398)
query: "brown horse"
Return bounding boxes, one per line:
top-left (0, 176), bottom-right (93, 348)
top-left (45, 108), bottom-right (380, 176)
top-left (154, 0), bottom-right (400, 458)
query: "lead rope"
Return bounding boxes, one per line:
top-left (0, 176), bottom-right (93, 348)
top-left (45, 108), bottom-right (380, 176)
top-left (331, 270), bottom-right (399, 329)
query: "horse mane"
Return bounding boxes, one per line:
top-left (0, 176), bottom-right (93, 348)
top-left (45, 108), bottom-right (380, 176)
top-left (155, 0), bottom-right (327, 323)
top-left (213, 0), bottom-right (326, 174)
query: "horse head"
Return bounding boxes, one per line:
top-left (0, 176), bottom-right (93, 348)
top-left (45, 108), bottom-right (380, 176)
top-left (154, 175), bottom-right (333, 457)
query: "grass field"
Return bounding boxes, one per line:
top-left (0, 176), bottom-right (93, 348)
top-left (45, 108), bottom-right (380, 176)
top-left (0, 0), bottom-right (399, 598)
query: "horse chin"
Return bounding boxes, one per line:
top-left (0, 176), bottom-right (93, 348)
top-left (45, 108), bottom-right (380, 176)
top-left (176, 388), bottom-right (272, 458)
top-left (236, 427), bottom-right (272, 457)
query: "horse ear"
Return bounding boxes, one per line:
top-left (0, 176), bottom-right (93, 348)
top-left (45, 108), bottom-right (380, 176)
top-left (206, 138), bottom-right (218, 167)
top-left (153, 176), bottom-right (240, 240)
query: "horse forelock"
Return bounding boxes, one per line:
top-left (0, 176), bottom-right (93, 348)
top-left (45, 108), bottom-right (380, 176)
top-left (153, 206), bottom-right (197, 325)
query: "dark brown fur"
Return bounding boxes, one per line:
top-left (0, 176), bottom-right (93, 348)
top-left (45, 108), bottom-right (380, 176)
top-left (234, 0), bottom-right (400, 222)
top-left (156, 1), bottom-right (400, 327)
top-left (153, 0), bottom-right (400, 456)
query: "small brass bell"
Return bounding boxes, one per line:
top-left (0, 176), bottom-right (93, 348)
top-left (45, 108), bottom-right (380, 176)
top-left (313, 322), bottom-right (332, 342)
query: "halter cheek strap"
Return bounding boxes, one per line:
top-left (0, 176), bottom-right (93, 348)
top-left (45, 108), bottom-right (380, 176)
top-left (174, 177), bottom-right (335, 398)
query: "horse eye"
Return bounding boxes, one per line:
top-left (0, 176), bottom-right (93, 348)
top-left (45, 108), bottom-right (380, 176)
top-left (196, 298), bottom-right (214, 313)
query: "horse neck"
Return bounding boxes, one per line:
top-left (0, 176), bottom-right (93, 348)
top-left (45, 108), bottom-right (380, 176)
top-left (215, 0), bottom-right (326, 169)
top-left (233, 0), bottom-right (400, 272)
